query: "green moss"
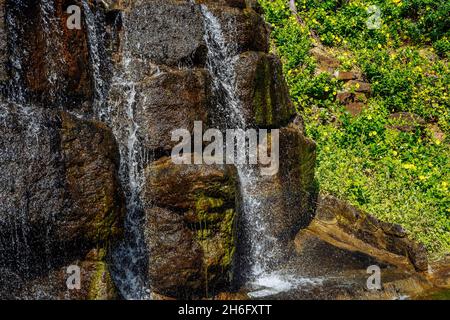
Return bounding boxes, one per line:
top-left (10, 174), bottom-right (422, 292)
top-left (254, 56), bottom-right (273, 126)
top-left (87, 262), bottom-right (116, 300)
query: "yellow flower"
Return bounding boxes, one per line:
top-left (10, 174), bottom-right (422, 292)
top-left (419, 175), bottom-right (426, 181)
top-left (402, 163), bottom-right (417, 170)
top-left (393, 151), bottom-right (398, 156)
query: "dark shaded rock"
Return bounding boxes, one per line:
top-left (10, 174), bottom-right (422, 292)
top-left (59, 112), bottom-right (125, 245)
top-left (7, 249), bottom-right (119, 300)
top-left (0, 0), bottom-right (6, 85)
top-left (0, 103), bottom-right (124, 285)
top-left (295, 195), bottom-right (429, 272)
top-left (277, 118), bottom-right (317, 234)
top-left (143, 156), bottom-right (238, 298)
top-left (234, 52), bottom-right (295, 128)
top-left (144, 206), bottom-right (204, 297)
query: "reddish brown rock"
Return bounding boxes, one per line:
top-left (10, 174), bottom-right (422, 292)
top-left (335, 71), bottom-right (357, 81)
top-left (344, 80), bottom-right (372, 93)
top-left (345, 102), bottom-right (365, 116)
top-left (7, 0), bottom-right (93, 108)
top-left (388, 112), bottom-right (426, 132)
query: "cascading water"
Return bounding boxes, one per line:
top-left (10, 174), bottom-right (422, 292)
top-left (82, 5), bottom-right (150, 299)
top-left (39, 0), bottom-right (65, 103)
top-left (81, 0), bottom-right (107, 119)
top-left (199, 4), bottom-right (323, 297)
top-left (200, 5), bottom-right (279, 281)
top-left (5, 1), bottom-right (28, 103)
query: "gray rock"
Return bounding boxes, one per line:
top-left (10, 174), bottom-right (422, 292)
top-left (126, 0), bottom-right (206, 67)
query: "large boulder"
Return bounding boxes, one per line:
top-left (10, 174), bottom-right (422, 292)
top-left (0, 103), bottom-right (124, 297)
top-left (143, 156), bottom-right (238, 298)
top-left (107, 65), bottom-right (211, 155)
top-left (294, 195), bottom-right (429, 275)
top-left (199, 1), bottom-right (269, 54)
top-left (134, 68), bottom-right (210, 152)
top-left (126, 0), bottom-right (206, 67)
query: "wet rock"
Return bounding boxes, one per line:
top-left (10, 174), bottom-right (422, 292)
top-left (126, 0), bottom-right (206, 67)
top-left (5, 0), bottom-right (93, 108)
top-left (0, 0), bottom-right (6, 85)
top-left (200, 1), bottom-right (269, 54)
top-left (143, 156), bottom-right (238, 298)
top-left (106, 65), bottom-right (211, 155)
top-left (59, 111), bottom-right (125, 245)
top-left (0, 103), bottom-right (124, 285)
top-left (234, 52), bottom-right (295, 127)
top-left (295, 195), bottom-right (429, 272)
top-left (135, 68), bottom-right (210, 152)
top-left (9, 249), bottom-right (119, 300)
top-left (144, 206), bottom-right (204, 298)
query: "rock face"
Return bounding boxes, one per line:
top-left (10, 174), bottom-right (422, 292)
top-left (0, 103), bottom-right (124, 299)
top-left (103, 0), bottom-right (317, 296)
top-left (4, 0), bottom-right (94, 109)
top-left (234, 51), bottom-right (295, 128)
top-left (133, 68), bottom-right (211, 153)
top-left (143, 156), bottom-right (238, 298)
top-left (126, 0), bottom-right (206, 67)
top-left (0, 0), bottom-right (439, 301)
top-left (295, 195), bottom-right (429, 274)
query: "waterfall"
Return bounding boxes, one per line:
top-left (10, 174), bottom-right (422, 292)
top-left (81, 0), bottom-right (106, 119)
top-left (199, 5), bottom-right (324, 298)
top-left (5, 1), bottom-right (28, 103)
top-left (200, 5), bottom-right (280, 282)
top-left (82, 6), bottom-right (150, 299)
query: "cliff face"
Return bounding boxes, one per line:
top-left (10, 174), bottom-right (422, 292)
top-left (0, 0), bottom-right (434, 301)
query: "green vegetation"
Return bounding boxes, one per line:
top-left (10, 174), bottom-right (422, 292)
top-left (259, 0), bottom-right (449, 257)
